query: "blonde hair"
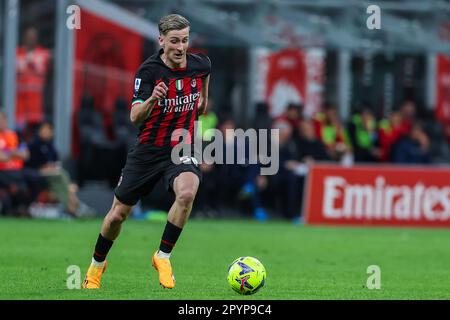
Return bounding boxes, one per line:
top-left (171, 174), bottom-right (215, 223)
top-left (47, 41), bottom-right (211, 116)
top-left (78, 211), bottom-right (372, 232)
top-left (158, 14), bottom-right (190, 35)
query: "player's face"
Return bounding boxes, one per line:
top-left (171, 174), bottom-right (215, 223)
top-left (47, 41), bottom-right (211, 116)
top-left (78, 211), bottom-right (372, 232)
top-left (159, 27), bottom-right (190, 67)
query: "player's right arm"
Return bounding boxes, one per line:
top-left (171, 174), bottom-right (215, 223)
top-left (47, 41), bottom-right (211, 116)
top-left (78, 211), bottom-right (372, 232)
top-left (130, 82), bottom-right (168, 125)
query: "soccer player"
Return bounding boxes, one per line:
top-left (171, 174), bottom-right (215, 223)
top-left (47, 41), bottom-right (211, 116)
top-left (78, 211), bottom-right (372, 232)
top-left (82, 14), bottom-right (211, 289)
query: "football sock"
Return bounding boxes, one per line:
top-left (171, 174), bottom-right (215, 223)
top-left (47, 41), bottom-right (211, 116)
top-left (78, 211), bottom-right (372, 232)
top-left (92, 233), bottom-right (113, 263)
top-left (91, 257), bottom-right (105, 267)
top-left (156, 250), bottom-right (171, 259)
top-left (158, 221), bottom-right (182, 257)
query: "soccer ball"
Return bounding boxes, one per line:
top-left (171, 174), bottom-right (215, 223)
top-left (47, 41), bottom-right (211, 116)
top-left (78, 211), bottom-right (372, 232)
top-left (227, 256), bottom-right (266, 295)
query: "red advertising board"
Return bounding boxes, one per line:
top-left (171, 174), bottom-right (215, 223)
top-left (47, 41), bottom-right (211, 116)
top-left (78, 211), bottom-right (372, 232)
top-left (303, 164), bottom-right (450, 227)
top-left (253, 48), bottom-right (324, 118)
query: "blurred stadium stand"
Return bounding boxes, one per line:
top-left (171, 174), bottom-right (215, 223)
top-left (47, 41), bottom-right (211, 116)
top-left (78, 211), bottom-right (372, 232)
top-left (1, 0), bottom-right (450, 221)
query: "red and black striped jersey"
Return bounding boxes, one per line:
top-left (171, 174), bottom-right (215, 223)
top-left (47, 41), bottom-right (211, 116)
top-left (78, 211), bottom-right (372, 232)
top-left (131, 49), bottom-right (211, 153)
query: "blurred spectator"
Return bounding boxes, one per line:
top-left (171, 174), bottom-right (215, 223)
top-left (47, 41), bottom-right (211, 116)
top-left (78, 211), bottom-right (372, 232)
top-left (238, 163), bottom-right (269, 221)
top-left (195, 162), bottom-right (219, 217)
top-left (197, 98), bottom-right (218, 142)
top-left (27, 121), bottom-right (96, 217)
top-left (77, 95), bottom-right (123, 187)
top-left (391, 122), bottom-right (432, 164)
top-left (0, 111), bottom-right (31, 216)
top-left (16, 27), bottom-right (51, 130)
top-left (293, 119), bottom-right (331, 165)
top-left (275, 103), bottom-right (302, 132)
top-left (420, 109), bottom-right (450, 163)
top-left (312, 102), bottom-right (352, 161)
top-left (27, 121), bottom-right (58, 168)
top-left (378, 111), bottom-right (409, 162)
top-left (215, 116), bottom-right (247, 208)
top-left (194, 106), bottom-right (223, 217)
top-left (279, 119), bottom-right (331, 222)
top-left (252, 102), bottom-right (272, 131)
top-left (398, 100), bottom-right (417, 134)
top-left (252, 102), bottom-right (274, 179)
top-left (269, 119), bottom-right (302, 221)
top-left (348, 108), bottom-right (380, 162)
top-left (112, 97), bottom-right (137, 152)
top-left (199, 114), bottom-right (269, 220)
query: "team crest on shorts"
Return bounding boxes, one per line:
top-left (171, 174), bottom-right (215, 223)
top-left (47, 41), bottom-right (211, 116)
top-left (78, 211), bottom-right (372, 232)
top-left (191, 78), bottom-right (196, 87)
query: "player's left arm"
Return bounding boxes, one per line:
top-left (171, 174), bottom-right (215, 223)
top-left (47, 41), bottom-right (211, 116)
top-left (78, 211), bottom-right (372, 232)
top-left (197, 74), bottom-right (210, 115)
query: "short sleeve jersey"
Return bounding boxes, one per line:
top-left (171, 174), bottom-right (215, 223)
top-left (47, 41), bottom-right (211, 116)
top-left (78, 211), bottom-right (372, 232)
top-left (131, 49), bottom-right (211, 151)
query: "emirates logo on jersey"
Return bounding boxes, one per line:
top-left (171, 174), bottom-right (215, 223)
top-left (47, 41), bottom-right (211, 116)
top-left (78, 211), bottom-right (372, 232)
top-left (175, 79), bottom-right (183, 91)
top-left (159, 92), bottom-right (201, 114)
top-left (158, 92), bottom-right (200, 108)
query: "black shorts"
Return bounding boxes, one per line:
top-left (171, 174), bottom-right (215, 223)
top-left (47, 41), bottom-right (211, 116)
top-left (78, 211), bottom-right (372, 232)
top-left (114, 146), bottom-right (202, 206)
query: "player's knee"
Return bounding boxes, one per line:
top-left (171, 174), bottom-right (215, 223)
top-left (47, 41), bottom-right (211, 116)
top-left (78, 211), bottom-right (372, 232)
top-left (111, 212), bottom-right (127, 224)
top-left (109, 205), bottom-right (131, 224)
top-left (176, 189), bottom-right (196, 207)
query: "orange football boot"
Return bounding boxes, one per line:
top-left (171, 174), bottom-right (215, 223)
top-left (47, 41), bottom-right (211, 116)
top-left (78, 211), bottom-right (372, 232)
top-left (82, 261), bottom-right (107, 289)
top-left (152, 252), bottom-right (176, 289)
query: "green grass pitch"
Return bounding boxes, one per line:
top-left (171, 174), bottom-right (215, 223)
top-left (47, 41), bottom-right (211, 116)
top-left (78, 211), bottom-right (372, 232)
top-left (1, 217), bottom-right (449, 299)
